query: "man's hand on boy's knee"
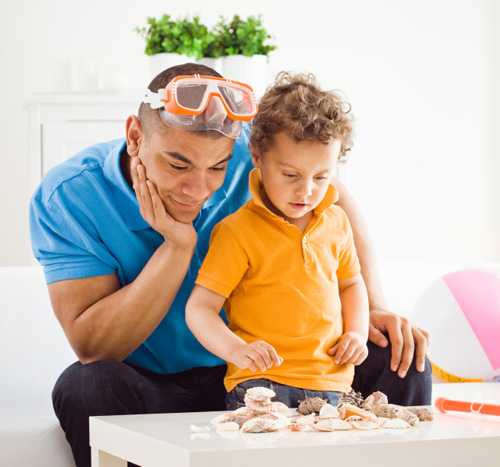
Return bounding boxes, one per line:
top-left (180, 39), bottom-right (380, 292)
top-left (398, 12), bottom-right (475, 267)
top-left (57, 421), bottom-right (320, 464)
top-left (367, 308), bottom-right (429, 378)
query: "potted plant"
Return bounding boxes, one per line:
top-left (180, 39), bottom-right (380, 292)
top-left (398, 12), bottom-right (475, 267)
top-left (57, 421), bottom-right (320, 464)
top-left (213, 15), bottom-right (276, 96)
top-left (136, 15), bottom-right (215, 78)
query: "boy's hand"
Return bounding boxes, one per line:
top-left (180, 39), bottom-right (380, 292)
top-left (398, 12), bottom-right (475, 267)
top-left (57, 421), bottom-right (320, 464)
top-left (229, 340), bottom-right (284, 372)
top-left (328, 331), bottom-right (368, 366)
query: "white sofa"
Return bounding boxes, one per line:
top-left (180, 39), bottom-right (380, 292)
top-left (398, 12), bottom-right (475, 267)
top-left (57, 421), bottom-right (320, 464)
top-left (0, 259), bottom-right (490, 466)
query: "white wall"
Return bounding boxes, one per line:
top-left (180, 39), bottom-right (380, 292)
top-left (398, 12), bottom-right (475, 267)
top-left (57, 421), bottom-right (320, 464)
top-left (1, 0), bottom-right (498, 266)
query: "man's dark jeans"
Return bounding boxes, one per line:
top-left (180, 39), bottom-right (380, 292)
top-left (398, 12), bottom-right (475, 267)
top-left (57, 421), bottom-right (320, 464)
top-left (53, 341), bottom-right (431, 467)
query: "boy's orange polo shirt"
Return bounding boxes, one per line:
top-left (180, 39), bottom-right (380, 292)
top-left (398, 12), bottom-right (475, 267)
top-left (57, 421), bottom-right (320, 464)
top-left (195, 169), bottom-right (361, 392)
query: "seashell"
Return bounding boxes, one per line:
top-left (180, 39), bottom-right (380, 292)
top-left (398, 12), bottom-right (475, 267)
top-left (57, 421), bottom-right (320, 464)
top-left (372, 404), bottom-right (419, 426)
top-left (350, 420), bottom-right (379, 430)
top-left (271, 401), bottom-right (290, 415)
top-left (190, 433), bottom-right (211, 441)
top-left (319, 403), bottom-right (339, 419)
top-left (380, 418), bottom-right (411, 429)
top-left (234, 406), bottom-right (252, 415)
top-left (407, 406), bottom-right (434, 422)
top-left (363, 391), bottom-right (388, 411)
top-left (344, 415), bottom-right (363, 423)
top-left (244, 397), bottom-right (273, 414)
top-left (295, 413), bottom-right (317, 426)
top-left (245, 386), bottom-right (276, 401)
top-left (315, 418), bottom-right (352, 431)
top-left (215, 421), bottom-right (240, 432)
top-left (240, 416), bottom-right (276, 433)
top-left (298, 397), bottom-right (327, 415)
top-left (269, 413), bottom-right (290, 431)
top-left (210, 414), bottom-right (230, 425)
top-left (190, 424), bottom-right (210, 433)
top-left (339, 403), bottom-right (378, 422)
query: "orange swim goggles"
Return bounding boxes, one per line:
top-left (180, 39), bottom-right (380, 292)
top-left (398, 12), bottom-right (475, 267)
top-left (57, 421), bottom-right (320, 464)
top-left (142, 74), bottom-right (258, 139)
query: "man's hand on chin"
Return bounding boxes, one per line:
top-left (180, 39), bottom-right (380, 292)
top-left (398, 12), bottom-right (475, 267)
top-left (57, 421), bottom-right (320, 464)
top-left (368, 308), bottom-right (429, 378)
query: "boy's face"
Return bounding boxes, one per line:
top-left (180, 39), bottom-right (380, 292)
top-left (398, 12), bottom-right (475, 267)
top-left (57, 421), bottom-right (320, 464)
top-left (252, 132), bottom-right (341, 224)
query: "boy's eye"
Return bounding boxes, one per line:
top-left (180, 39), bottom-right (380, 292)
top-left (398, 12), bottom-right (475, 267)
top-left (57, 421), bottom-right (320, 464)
top-left (283, 172), bottom-right (298, 178)
top-left (170, 164), bottom-right (188, 171)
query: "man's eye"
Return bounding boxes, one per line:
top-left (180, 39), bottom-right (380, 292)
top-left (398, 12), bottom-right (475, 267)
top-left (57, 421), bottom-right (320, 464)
top-left (315, 176), bottom-right (328, 181)
top-left (170, 164), bottom-right (188, 171)
top-left (211, 165), bottom-right (227, 172)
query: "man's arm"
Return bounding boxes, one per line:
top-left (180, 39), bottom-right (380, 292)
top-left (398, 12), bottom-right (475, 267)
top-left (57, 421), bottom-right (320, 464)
top-left (49, 241), bottom-right (193, 363)
top-left (333, 177), bottom-right (429, 377)
top-left (48, 156), bottom-right (197, 363)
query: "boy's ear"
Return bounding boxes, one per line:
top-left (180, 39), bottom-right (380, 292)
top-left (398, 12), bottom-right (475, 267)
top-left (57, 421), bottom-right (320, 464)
top-left (249, 144), bottom-right (262, 168)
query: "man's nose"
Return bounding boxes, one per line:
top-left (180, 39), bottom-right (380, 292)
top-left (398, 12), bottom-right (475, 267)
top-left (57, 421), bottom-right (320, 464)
top-left (181, 170), bottom-right (213, 201)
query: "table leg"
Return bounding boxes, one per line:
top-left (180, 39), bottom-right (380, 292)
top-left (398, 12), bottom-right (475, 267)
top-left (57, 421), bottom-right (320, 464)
top-left (91, 448), bottom-right (127, 467)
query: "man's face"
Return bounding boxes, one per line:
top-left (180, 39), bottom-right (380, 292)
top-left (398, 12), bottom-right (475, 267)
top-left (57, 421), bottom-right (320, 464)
top-left (137, 127), bottom-right (234, 223)
top-left (253, 132), bottom-right (340, 224)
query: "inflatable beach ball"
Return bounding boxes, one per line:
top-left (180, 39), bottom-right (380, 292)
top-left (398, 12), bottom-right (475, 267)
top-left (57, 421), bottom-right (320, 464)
top-left (414, 269), bottom-right (500, 382)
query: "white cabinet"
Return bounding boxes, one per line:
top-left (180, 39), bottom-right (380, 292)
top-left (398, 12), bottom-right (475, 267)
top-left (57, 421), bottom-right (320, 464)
top-left (26, 94), bottom-right (139, 193)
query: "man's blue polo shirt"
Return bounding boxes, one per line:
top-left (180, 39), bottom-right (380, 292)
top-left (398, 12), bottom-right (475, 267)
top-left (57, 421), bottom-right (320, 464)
top-left (29, 128), bottom-right (253, 374)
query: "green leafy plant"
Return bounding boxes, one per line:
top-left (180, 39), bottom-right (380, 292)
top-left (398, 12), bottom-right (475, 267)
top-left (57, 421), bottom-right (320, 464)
top-left (211, 15), bottom-right (276, 57)
top-left (136, 14), bottom-right (276, 58)
top-left (136, 15), bottom-right (214, 59)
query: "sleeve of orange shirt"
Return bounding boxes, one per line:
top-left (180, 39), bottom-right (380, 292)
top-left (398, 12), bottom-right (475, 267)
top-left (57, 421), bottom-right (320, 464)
top-left (336, 208), bottom-right (362, 281)
top-left (196, 221), bottom-right (250, 298)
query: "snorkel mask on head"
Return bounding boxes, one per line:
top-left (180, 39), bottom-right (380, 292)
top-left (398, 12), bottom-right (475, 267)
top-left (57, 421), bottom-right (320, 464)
top-left (142, 74), bottom-right (258, 139)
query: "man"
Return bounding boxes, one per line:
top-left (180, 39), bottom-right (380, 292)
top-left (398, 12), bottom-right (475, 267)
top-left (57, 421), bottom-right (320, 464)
top-left (30, 63), bottom-right (431, 467)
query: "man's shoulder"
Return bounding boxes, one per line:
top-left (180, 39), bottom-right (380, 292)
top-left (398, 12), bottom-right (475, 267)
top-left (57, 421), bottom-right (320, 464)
top-left (33, 139), bottom-right (123, 207)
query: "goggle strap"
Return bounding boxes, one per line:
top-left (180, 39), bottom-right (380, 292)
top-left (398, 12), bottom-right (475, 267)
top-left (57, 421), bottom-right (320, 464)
top-left (143, 89), bottom-right (164, 110)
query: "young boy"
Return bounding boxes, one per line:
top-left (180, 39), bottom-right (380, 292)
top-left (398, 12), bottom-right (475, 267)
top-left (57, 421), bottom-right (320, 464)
top-left (186, 72), bottom-right (369, 409)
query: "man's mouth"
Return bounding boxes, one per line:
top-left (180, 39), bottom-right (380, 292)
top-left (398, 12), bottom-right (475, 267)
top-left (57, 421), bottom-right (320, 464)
top-left (171, 197), bottom-right (204, 210)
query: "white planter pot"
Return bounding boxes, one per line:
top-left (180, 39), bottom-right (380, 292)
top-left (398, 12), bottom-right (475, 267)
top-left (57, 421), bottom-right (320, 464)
top-left (197, 57), bottom-right (223, 75)
top-left (222, 55), bottom-right (269, 98)
top-left (149, 53), bottom-right (193, 80)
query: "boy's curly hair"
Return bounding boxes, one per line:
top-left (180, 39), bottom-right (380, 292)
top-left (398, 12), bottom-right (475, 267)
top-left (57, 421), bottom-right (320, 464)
top-left (250, 72), bottom-right (353, 157)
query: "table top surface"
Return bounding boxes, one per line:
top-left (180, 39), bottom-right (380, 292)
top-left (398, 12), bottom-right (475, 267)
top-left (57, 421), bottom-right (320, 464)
top-left (91, 383), bottom-right (500, 454)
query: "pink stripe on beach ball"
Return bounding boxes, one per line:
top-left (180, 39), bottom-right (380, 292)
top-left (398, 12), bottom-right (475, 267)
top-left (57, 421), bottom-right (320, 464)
top-left (443, 270), bottom-right (500, 370)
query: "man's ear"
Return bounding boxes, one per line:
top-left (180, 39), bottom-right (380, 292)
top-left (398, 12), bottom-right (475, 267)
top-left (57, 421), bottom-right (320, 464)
top-left (249, 144), bottom-right (262, 168)
top-left (125, 115), bottom-right (144, 157)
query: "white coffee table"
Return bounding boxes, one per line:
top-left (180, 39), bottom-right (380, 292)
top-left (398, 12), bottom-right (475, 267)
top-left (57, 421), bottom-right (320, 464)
top-left (90, 383), bottom-right (500, 467)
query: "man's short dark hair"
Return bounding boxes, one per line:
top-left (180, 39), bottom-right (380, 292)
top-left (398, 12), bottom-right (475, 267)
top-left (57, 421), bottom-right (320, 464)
top-left (138, 63), bottom-right (223, 138)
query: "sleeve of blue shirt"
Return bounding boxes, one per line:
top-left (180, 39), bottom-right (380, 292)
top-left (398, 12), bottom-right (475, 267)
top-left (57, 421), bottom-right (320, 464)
top-left (30, 183), bottom-right (116, 285)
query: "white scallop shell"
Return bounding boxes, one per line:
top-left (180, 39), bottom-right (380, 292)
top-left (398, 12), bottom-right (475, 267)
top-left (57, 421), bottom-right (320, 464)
top-left (315, 418), bottom-right (352, 431)
top-left (295, 414), bottom-right (317, 426)
top-left (380, 418), bottom-right (411, 429)
top-left (319, 403), bottom-right (339, 419)
top-left (245, 386), bottom-right (276, 401)
top-left (190, 424), bottom-right (210, 433)
top-left (240, 416), bottom-right (276, 433)
top-left (350, 420), bottom-right (380, 430)
top-left (269, 413), bottom-right (290, 431)
top-left (271, 401), bottom-right (290, 415)
top-left (210, 414), bottom-right (230, 425)
top-left (215, 421), bottom-right (240, 432)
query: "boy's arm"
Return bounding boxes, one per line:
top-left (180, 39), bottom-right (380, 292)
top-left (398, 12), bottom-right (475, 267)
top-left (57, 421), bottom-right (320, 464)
top-left (186, 285), bottom-right (243, 363)
top-left (328, 274), bottom-right (369, 366)
top-left (338, 274), bottom-right (369, 341)
top-left (334, 177), bottom-right (429, 377)
top-left (186, 285), bottom-right (282, 371)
